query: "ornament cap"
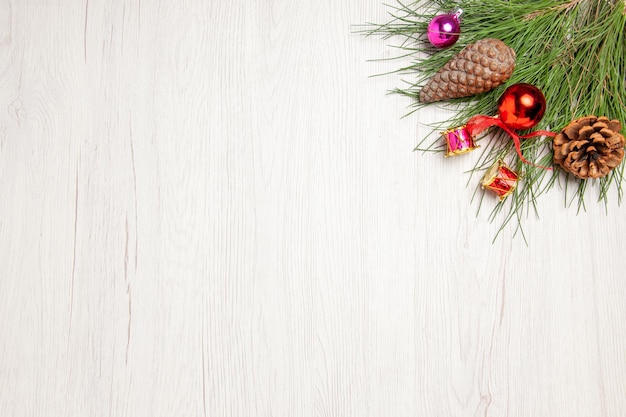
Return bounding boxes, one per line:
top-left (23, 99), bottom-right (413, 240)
top-left (452, 8), bottom-right (463, 21)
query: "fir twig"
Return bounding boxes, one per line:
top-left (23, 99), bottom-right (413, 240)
top-left (362, 0), bottom-right (626, 235)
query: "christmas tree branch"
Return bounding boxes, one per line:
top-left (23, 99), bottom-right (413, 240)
top-left (362, 0), bottom-right (626, 235)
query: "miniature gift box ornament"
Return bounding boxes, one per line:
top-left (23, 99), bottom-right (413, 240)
top-left (481, 160), bottom-right (520, 200)
top-left (442, 124), bottom-right (479, 157)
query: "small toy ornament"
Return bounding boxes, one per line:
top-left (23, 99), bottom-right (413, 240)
top-left (481, 160), bottom-right (520, 200)
top-left (427, 8), bottom-right (463, 48)
top-left (442, 125), bottom-right (479, 156)
top-left (420, 38), bottom-right (516, 103)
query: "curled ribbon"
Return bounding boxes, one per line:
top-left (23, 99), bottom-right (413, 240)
top-left (465, 115), bottom-right (556, 170)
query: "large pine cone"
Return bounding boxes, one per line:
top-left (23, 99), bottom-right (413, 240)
top-left (553, 116), bottom-right (625, 179)
top-left (419, 38), bottom-right (515, 103)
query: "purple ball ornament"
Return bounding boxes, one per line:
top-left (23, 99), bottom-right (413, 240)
top-left (426, 8), bottom-right (463, 48)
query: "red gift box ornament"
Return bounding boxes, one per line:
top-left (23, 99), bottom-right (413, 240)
top-left (481, 160), bottom-right (520, 200)
top-left (465, 83), bottom-right (555, 168)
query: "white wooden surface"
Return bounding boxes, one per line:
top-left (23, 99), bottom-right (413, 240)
top-left (1, 1), bottom-right (625, 416)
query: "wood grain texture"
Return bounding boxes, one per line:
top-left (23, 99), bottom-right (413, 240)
top-left (0, 1), bottom-right (625, 416)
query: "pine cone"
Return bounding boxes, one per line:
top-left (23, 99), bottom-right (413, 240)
top-left (553, 116), bottom-right (625, 179)
top-left (419, 38), bottom-right (515, 103)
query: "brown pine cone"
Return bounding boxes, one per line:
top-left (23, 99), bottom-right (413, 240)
top-left (553, 116), bottom-right (625, 179)
top-left (419, 38), bottom-right (515, 103)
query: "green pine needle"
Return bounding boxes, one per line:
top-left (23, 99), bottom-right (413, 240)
top-left (362, 0), bottom-right (626, 237)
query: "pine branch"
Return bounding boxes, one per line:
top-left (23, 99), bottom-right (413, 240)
top-left (363, 0), bottom-right (626, 236)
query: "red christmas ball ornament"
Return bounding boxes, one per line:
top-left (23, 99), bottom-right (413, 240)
top-left (497, 83), bottom-right (546, 130)
top-left (463, 82), bottom-right (555, 167)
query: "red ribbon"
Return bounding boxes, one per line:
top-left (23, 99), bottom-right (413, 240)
top-left (466, 115), bottom-right (556, 169)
